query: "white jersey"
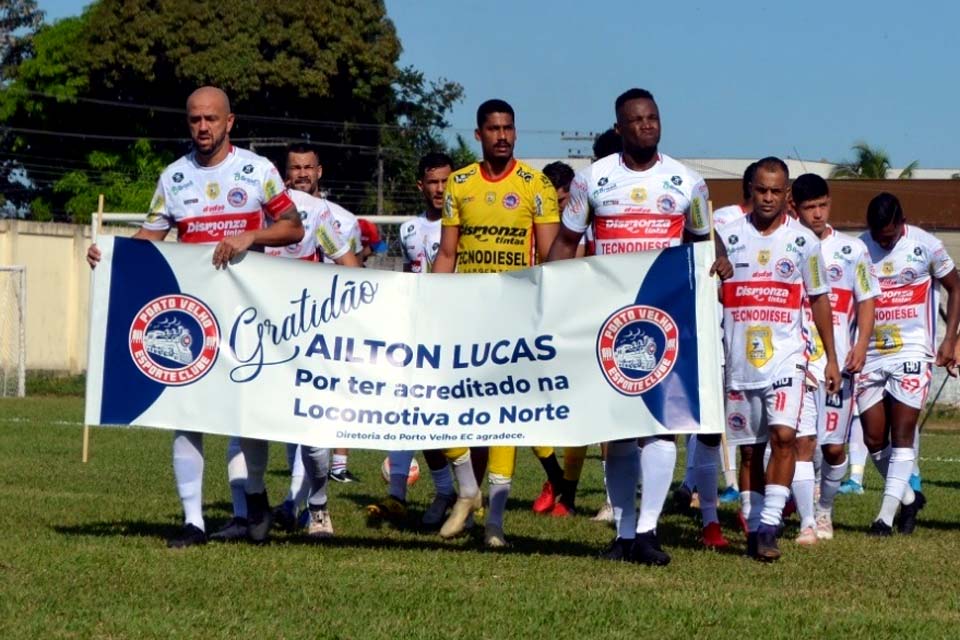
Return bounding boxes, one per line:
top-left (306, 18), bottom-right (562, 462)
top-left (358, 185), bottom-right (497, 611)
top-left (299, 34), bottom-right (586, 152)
top-left (860, 224), bottom-right (956, 371)
top-left (398, 213), bottom-right (441, 273)
top-left (801, 227), bottom-right (880, 380)
top-left (323, 200), bottom-right (362, 264)
top-left (562, 152), bottom-right (710, 254)
top-left (144, 146), bottom-right (293, 244)
top-left (713, 204), bottom-right (748, 228)
top-left (265, 189), bottom-right (350, 262)
top-left (721, 215), bottom-right (829, 390)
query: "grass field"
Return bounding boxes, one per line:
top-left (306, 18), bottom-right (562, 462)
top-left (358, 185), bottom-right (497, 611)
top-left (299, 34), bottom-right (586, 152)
top-left (3, 396), bottom-right (960, 639)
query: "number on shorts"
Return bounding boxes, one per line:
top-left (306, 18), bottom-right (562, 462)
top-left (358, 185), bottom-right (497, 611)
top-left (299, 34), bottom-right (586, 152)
top-left (900, 377), bottom-right (920, 392)
top-left (825, 411), bottom-right (839, 432)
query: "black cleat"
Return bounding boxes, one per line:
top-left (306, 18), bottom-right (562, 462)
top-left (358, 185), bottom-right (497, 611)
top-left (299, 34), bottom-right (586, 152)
top-left (599, 537), bottom-right (633, 562)
top-left (867, 519), bottom-right (893, 537)
top-left (897, 491), bottom-right (926, 535)
top-left (167, 523), bottom-right (207, 549)
top-left (631, 530), bottom-right (671, 566)
top-left (208, 517), bottom-right (248, 542)
top-left (273, 501), bottom-right (298, 533)
top-left (328, 469), bottom-right (361, 483)
top-left (245, 492), bottom-right (273, 543)
top-left (755, 524), bottom-right (781, 562)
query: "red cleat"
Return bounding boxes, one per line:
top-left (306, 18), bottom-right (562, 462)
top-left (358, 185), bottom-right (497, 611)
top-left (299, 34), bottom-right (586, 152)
top-left (532, 482), bottom-right (556, 514)
top-left (550, 502), bottom-right (575, 518)
top-left (703, 521), bottom-right (730, 549)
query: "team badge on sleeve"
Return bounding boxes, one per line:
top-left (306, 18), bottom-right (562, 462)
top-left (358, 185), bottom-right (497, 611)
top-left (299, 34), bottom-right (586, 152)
top-left (129, 294), bottom-right (220, 386)
top-left (597, 304), bottom-right (678, 396)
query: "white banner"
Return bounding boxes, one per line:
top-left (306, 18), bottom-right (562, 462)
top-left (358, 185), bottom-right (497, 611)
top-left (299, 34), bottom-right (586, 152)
top-left (85, 237), bottom-right (724, 449)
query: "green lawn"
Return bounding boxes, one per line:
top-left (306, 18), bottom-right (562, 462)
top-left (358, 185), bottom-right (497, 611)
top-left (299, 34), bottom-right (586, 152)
top-left (2, 396), bottom-right (960, 639)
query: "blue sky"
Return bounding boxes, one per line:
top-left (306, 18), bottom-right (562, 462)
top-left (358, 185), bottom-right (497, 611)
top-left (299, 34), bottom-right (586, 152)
top-left (37, 0), bottom-right (960, 168)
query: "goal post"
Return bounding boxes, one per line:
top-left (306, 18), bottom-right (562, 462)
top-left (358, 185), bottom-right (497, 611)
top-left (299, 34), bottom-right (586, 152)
top-left (0, 265), bottom-right (26, 398)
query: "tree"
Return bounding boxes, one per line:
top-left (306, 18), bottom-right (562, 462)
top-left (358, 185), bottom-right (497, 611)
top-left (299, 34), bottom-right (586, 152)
top-left (1, 0), bottom-right (467, 219)
top-left (830, 142), bottom-right (918, 179)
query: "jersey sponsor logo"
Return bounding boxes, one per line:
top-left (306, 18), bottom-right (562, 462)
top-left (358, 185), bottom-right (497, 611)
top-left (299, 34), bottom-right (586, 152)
top-left (630, 188), bottom-right (647, 203)
top-left (594, 214), bottom-right (683, 240)
top-left (727, 412), bottom-right (747, 431)
top-left (597, 304), bottom-right (678, 396)
top-left (501, 192), bottom-right (520, 210)
top-left (809, 256), bottom-right (822, 289)
top-left (172, 172), bottom-right (184, 183)
top-left (460, 225), bottom-right (527, 240)
top-left (842, 245), bottom-right (852, 255)
top-left (264, 179), bottom-right (281, 200)
top-left (242, 164), bottom-right (254, 174)
top-left (671, 175), bottom-right (683, 186)
top-left (515, 167), bottom-right (534, 183)
top-left (900, 268), bottom-right (918, 284)
top-left (874, 324), bottom-right (903, 355)
top-left (903, 361), bottom-right (922, 374)
top-left (914, 246), bottom-right (923, 257)
top-left (728, 234), bottom-right (739, 246)
top-left (183, 198), bottom-right (199, 205)
top-left (825, 393), bottom-right (843, 409)
top-left (443, 193), bottom-right (454, 218)
top-left (129, 294), bottom-right (220, 386)
top-left (776, 258), bottom-right (795, 278)
top-left (691, 198), bottom-right (704, 230)
top-left (827, 264), bottom-right (843, 282)
top-left (205, 182), bottom-right (220, 200)
top-left (458, 249), bottom-right (528, 270)
top-left (149, 195), bottom-right (165, 215)
top-left (856, 262), bottom-right (871, 293)
top-left (598, 177), bottom-right (609, 187)
top-left (795, 236), bottom-right (806, 247)
top-left (656, 194), bottom-right (676, 213)
top-left (724, 282), bottom-right (802, 309)
top-left (727, 390), bottom-right (745, 401)
top-left (171, 181), bottom-right (194, 195)
top-left (746, 325), bottom-right (774, 368)
top-left (227, 188), bottom-right (248, 207)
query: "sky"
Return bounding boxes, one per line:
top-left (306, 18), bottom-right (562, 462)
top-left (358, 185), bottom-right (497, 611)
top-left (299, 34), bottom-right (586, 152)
top-left (36, 0), bottom-right (960, 169)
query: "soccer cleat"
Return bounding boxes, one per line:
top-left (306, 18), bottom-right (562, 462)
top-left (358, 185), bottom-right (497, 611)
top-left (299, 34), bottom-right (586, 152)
top-left (838, 479), bottom-right (864, 495)
top-left (245, 491), bottom-right (273, 543)
top-left (599, 537), bottom-right (633, 562)
top-left (909, 473), bottom-right (922, 493)
top-left (702, 521), bottom-right (729, 549)
top-left (532, 481), bottom-right (556, 514)
top-left (484, 523), bottom-right (509, 548)
top-left (365, 496), bottom-right (408, 523)
top-left (421, 493), bottom-right (456, 530)
top-left (867, 519), bottom-right (893, 537)
top-left (550, 502), bottom-right (575, 518)
top-left (591, 502), bottom-right (615, 523)
top-left (671, 484), bottom-right (694, 511)
top-left (719, 486), bottom-right (739, 504)
top-left (631, 530), bottom-right (670, 566)
top-left (272, 500), bottom-right (298, 533)
top-left (897, 491), bottom-right (926, 535)
top-left (208, 517), bottom-right (249, 542)
top-left (307, 507), bottom-right (334, 539)
top-left (755, 524), bottom-right (781, 561)
top-left (439, 494), bottom-right (477, 539)
top-left (794, 526), bottom-right (818, 546)
top-left (815, 510), bottom-right (834, 540)
top-left (167, 523), bottom-right (207, 549)
top-left (328, 469), bottom-right (361, 483)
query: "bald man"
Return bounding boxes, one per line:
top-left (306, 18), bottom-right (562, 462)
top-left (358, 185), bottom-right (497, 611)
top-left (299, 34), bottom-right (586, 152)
top-left (87, 86), bottom-right (304, 548)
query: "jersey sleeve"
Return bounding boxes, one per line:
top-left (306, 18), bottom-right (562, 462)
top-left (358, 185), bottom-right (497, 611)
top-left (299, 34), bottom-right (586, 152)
top-left (927, 234), bottom-right (956, 279)
top-left (561, 171), bottom-right (591, 234)
top-left (258, 162), bottom-right (295, 221)
top-left (442, 176), bottom-right (461, 227)
top-left (853, 242), bottom-right (881, 302)
top-left (315, 210), bottom-right (350, 261)
top-left (802, 238), bottom-right (830, 297)
top-left (686, 177), bottom-right (711, 236)
top-left (533, 173), bottom-right (560, 224)
top-left (142, 177), bottom-right (172, 231)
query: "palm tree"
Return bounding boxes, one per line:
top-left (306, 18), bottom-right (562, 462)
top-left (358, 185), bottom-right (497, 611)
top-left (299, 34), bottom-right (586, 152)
top-left (830, 142), bottom-right (918, 179)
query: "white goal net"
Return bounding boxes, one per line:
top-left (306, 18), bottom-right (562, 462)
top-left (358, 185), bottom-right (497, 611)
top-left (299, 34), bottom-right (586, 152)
top-left (0, 266), bottom-right (26, 397)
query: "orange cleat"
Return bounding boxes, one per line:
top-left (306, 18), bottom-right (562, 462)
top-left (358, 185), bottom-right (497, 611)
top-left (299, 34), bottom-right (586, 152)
top-left (550, 502), bottom-right (575, 518)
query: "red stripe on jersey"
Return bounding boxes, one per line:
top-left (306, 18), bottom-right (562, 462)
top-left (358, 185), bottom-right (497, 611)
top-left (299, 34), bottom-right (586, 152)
top-left (264, 191), bottom-right (295, 220)
top-left (874, 281), bottom-right (930, 308)
top-left (594, 214), bottom-right (684, 241)
top-left (831, 288), bottom-right (854, 314)
top-left (177, 211), bottom-right (262, 244)
top-left (722, 281), bottom-right (804, 309)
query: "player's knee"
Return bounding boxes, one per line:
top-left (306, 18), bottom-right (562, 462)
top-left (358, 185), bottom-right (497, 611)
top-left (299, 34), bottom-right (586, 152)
top-left (821, 444), bottom-right (846, 465)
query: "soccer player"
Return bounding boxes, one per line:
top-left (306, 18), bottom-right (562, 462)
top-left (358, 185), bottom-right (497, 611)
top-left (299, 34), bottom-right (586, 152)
top-left (790, 174), bottom-right (879, 543)
top-left (857, 192), bottom-right (960, 535)
top-left (86, 86), bottom-right (304, 548)
top-left (433, 98), bottom-right (561, 547)
top-left (547, 88), bottom-right (733, 563)
top-left (713, 162), bottom-right (756, 228)
top-left (720, 157), bottom-right (840, 561)
top-left (366, 152), bottom-right (458, 528)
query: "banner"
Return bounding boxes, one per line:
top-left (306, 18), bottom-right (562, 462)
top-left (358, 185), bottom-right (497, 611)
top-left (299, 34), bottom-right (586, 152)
top-left (85, 237), bottom-right (724, 449)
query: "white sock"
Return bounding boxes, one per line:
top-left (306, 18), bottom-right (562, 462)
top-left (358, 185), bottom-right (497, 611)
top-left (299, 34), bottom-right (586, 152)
top-left (760, 484), bottom-right (790, 527)
top-left (388, 450), bottom-right (415, 502)
top-left (226, 437), bottom-right (247, 519)
top-left (692, 440), bottom-right (720, 525)
top-left (300, 446), bottom-right (330, 508)
top-left (606, 439), bottom-right (639, 539)
top-left (741, 490), bottom-right (763, 533)
top-left (450, 450), bottom-right (479, 499)
top-left (285, 443), bottom-right (308, 506)
top-left (636, 438), bottom-right (676, 534)
top-left (878, 447), bottom-right (915, 526)
top-left (912, 427), bottom-right (921, 476)
top-left (683, 434), bottom-right (697, 489)
top-left (173, 431), bottom-right (204, 530)
top-left (870, 445), bottom-right (892, 480)
top-left (791, 461), bottom-right (816, 529)
top-left (813, 447), bottom-right (823, 485)
top-left (848, 418), bottom-right (868, 483)
top-left (430, 465), bottom-right (455, 497)
top-left (601, 460), bottom-right (611, 505)
top-left (487, 477), bottom-right (510, 529)
top-left (818, 459), bottom-right (848, 513)
top-left (239, 438), bottom-right (269, 495)
top-left (331, 453), bottom-right (348, 473)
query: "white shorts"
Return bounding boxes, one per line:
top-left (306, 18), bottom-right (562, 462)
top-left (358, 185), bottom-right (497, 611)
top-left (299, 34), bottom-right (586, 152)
top-left (856, 360), bottom-right (932, 412)
top-left (725, 369), bottom-right (806, 446)
top-left (796, 376), bottom-right (856, 445)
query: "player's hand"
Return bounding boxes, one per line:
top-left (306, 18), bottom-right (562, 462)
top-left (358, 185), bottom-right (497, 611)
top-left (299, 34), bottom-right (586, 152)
top-left (936, 337), bottom-right (958, 377)
top-left (86, 244), bottom-right (101, 269)
top-left (709, 256), bottom-right (733, 280)
top-left (824, 358), bottom-right (842, 394)
top-left (844, 342), bottom-right (868, 374)
top-left (213, 232), bottom-right (255, 269)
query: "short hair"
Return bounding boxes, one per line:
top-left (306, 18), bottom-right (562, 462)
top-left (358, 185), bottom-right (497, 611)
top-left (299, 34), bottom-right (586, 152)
top-left (754, 156), bottom-right (789, 181)
top-left (614, 88), bottom-right (655, 115)
top-left (418, 152), bottom-right (453, 178)
top-left (476, 99), bottom-right (514, 128)
top-left (542, 162), bottom-right (575, 191)
top-left (286, 141), bottom-right (320, 164)
top-left (592, 128), bottom-right (622, 159)
top-left (741, 162), bottom-right (758, 201)
top-left (791, 173), bottom-right (829, 206)
top-left (867, 192), bottom-right (904, 231)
